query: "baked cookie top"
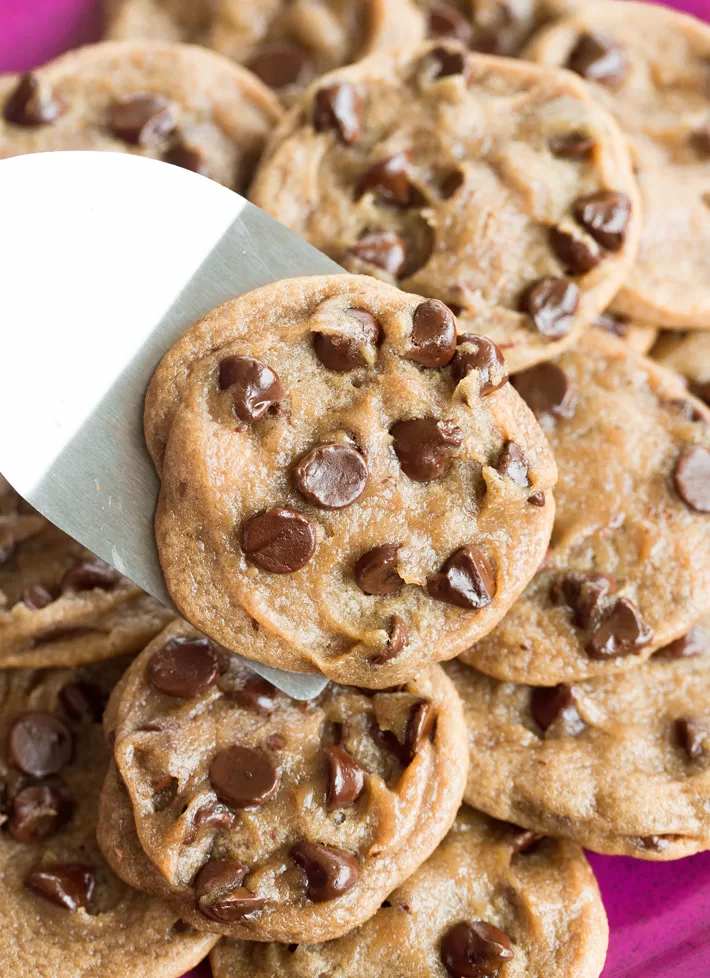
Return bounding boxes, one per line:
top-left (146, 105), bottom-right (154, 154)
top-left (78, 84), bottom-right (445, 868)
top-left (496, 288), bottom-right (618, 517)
top-left (250, 41), bottom-right (640, 373)
top-left (460, 329), bottom-right (710, 685)
top-left (144, 274), bottom-right (557, 686)
top-left (98, 620), bottom-right (468, 942)
top-left (447, 630), bottom-right (710, 860)
top-left (524, 1), bottom-right (710, 328)
top-left (0, 659), bottom-right (217, 977)
top-left (0, 40), bottom-right (281, 192)
top-left (211, 805), bottom-right (608, 978)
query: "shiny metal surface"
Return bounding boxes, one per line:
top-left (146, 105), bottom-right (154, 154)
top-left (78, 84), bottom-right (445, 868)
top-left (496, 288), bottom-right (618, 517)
top-left (0, 151), bottom-right (338, 698)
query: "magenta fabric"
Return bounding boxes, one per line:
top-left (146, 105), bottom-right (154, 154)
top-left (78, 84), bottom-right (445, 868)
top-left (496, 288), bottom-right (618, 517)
top-left (1, 2), bottom-right (709, 977)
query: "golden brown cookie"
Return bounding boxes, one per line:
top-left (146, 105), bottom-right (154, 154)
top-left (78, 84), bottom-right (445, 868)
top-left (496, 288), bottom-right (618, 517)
top-left (0, 41), bottom-right (281, 192)
top-left (652, 331), bottom-right (710, 406)
top-left (211, 806), bottom-right (608, 978)
top-left (460, 329), bottom-right (710, 686)
top-left (250, 42), bottom-right (640, 373)
top-left (447, 631), bottom-right (710, 860)
top-left (98, 620), bottom-right (468, 942)
top-left (0, 659), bottom-right (217, 977)
top-left (144, 274), bottom-right (557, 687)
top-left (525, 2), bottom-right (710, 328)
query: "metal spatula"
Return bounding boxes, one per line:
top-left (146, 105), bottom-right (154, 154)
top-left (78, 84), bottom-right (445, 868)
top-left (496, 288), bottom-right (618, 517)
top-left (0, 150), bottom-right (336, 699)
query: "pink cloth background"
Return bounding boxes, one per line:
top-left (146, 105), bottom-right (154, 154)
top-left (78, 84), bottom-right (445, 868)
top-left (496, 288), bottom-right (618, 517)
top-left (1, 2), bottom-right (709, 977)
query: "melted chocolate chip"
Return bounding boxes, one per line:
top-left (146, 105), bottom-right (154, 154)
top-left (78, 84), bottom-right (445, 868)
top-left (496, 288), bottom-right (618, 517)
top-left (109, 93), bottom-right (174, 146)
top-left (427, 45), bottom-right (471, 81)
top-left (325, 744), bottom-right (367, 811)
top-left (512, 362), bottom-right (575, 420)
top-left (593, 311), bottom-right (629, 338)
top-left (355, 544), bottom-right (404, 596)
top-left (58, 681), bottom-right (105, 722)
top-left (509, 827), bottom-right (545, 856)
top-left (357, 150), bottom-right (415, 207)
top-left (528, 491), bottom-right (546, 507)
top-left (690, 126), bottom-right (710, 157)
top-left (266, 733), bottom-right (286, 751)
top-left (407, 299), bottom-right (457, 367)
top-left (163, 140), bottom-right (209, 175)
top-left (22, 585), bottom-right (54, 610)
top-left (530, 685), bottom-right (586, 736)
top-left (313, 83), bottom-right (362, 145)
top-left (290, 842), bottom-right (360, 902)
top-left (567, 32), bottom-right (628, 87)
top-left (655, 627), bottom-right (708, 660)
top-left (8, 712), bottom-right (74, 777)
top-left (549, 132), bottom-right (595, 160)
top-left (674, 446), bottom-right (710, 512)
top-left (195, 858), bottom-right (266, 921)
top-left (440, 169), bottom-right (465, 199)
top-left (193, 803), bottom-right (236, 831)
top-left (451, 335), bottom-right (508, 395)
top-left (223, 675), bottom-right (279, 714)
top-left (0, 543), bottom-right (16, 566)
top-left (242, 508), bottom-right (316, 574)
top-left (428, 4), bottom-right (473, 44)
top-left (294, 443), bottom-right (368, 510)
top-left (520, 277), bottom-right (580, 338)
top-left (61, 557), bottom-right (119, 593)
top-left (405, 700), bottom-right (436, 757)
top-left (549, 572), bottom-right (617, 628)
top-left (9, 785), bottom-right (73, 843)
top-left (427, 546), bottom-right (496, 610)
top-left (586, 597), bottom-right (654, 659)
top-left (314, 309), bottom-right (381, 371)
top-left (209, 745), bottom-right (280, 809)
top-left (676, 717), bottom-right (708, 760)
top-left (573, 191), bottom-right (631, 251)
top-left (391, 418), bottom-right (463, 482)
top-left (440, 920), bottom-right (514, 978)
top-left (349, 230), bottom-right (407, 276)
top-left (24, 864), bottom-right (95, 912)
top-left (373, 615), bottom-right (410, 665)
top-left (147, 635), bottom-right (220, 699)
top-left (218, 355), bottom-right (285, 423)
top-left (3, 73), bottom-right (64, 126)
top-left (497, 442), bottom-right (529, 488)
top-left (549, 227), bottom-right (602, 274)
top-left (248, 42), bottom-right (312, 91)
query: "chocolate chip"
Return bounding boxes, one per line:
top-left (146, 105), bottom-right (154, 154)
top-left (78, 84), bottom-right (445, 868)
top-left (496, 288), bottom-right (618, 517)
top-left (193, 803), bottom-right (236, 831)
top-left (427, 545), bottom-right (496, 610)
top-left (354, 544), bottom-right (403, 596)
top-left (574, 191), bottom-right (631, 252)
top-left (440, 169), bottom-right (465, 199)
top-left (373, 615), bottom-right (410, 665)
top-left (676, 717), bottom-right (708, 760)
top-left (290, 842), bottom-right (360, 902)
top-left (427, 45), bottom-right (471, 81)
top-left (24, 864), bottom-right (95, 912)
top-left (509, 828), bottom-right (545, 856)
top-left (586, 597), bottom-right (654, 659)
top-left (147, 635), bottom-right (220, 699)
top-left (549, 572), bottom-right (617, 628)
top-left (9, 785), bottom-right (73, 843)
top-left (8, 712), bottom-right (74, 777)
top-left (549, 132), bottom-right (595, 160)
top-left (691, 380), bottom-right (710, 407)
top-left (313, 83), bottom-right (362, 145)
top-left (497, 442), bottom-right (529, 488)
top-left (593, 311), bottom-right (629, 338)
top-left (405, 700), bottom-right (436, 757)
top-left (22, 585), bottom-right (54, 610)
top-left (406, 299), bottom-right (457, 367)
top-left (314, 309), bottom-right (382, 371)
top-left (427, 3), bottom-right (473, 44)
top-left (357, 150), bottom-right (415, 207)
top-left (638, 835), bottom-right (678, 853)
top-left (3, 73), bottom-right (64, 126)
top-left (520, 277), bottom-right (580, 338)
top-left (391, 418), bottom-right (463, 482)
top-left (60, 557), bottom-right (119, 593)
top-left (294, 443), bottom-right (368, 510)
top-left (549, 227), bottom-right (602, 274)
top-left (528, 491), bottom-right (546, 507)
top-left (242, 508), bottom-right (316, 574)
top-left (195, 858), bottom-right (266, 921)
top-left (655, 627), bottom-right (708, 660)
top-left (349, 230), bottom-right (407, 276)
top-left (218, 355), bottom-right (285, 423)
top-left (266, 733), bottom-right (286, 751)
top-left (163, 140), bottom-right (209, 175)
top-left (451, 335), bottom-right (508, 395)
top-left (325, 744), bottom-right (366, 811)
top-left (440, 920), bottom-right (514, 978)
top-left (512, 362), bottom-right (575, 420)
top-left (470, 29), bottom-right (503, 54)
top-left (109, 93), bottom-right (174, 146)
top-left (567, 32), bottom-right (628, 87)
top-left (530, 685), bottom-right (586, 736)
top-left (58, 681), bottom-right (105, 722)
top-left (0, 543), bottom-right (16, 566)
top-left (674, 446), bottom-right (710, 512)
top-left (690, 126), bottom-right (710, 156)
top-left (223, 675), bottom-right (279, 714)
top-left (248, 42), bottom-right (312, 90)
top-left (209, 745), bottom-right (280, 809)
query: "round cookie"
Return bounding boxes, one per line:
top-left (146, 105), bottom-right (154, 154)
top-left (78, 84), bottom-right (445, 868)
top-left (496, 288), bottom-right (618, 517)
top-left (210, 805), bottom-right (608, 978)
top-left (0, 659), bottom-right (217, 977)
top-left (250, 42), bottom-right (640, 374)
top-left (524, 2), bottom-right (710, 328)
top-left (144, 274), bottom-right (557, 687)
top-left (105, 0), bottom-right (425, 102)
top-left (446, 630), bottom-right (710, 860)
top-left (460, 328), bottom-right (710, 686)
top-left (98, 620), bottom-right (468, 942)
top-left (652, 331), bottom-right (710, 406)
top-left (0, 41), bottom-right (281, 192)
top-left (0, 501), bottom-right (173, 669)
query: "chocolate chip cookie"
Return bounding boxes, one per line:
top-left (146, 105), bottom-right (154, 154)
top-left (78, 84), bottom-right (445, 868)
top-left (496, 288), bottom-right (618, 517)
top-left (250, 42), bottom-right (640, 374)
top-left (0, 659), bottom-right (217, 976)
top-left (0, 499), bottom-right (173, 669)
top-left (525, 2), bottom-right (710, 328)
top-left (144, 274), bottom-right (557, 687)
top-left (447, 634), bottom-right (710, 859)
top-left (211, 805), bottom-right (608, 978)
top-left (98, 620), bottom-right (468, 942)
top-left (652, 331), bottom-right (710, 407)
top-left (459, 329), bottom-right (710, 686)
top-left (105, 0), bottom-right (425, 102)
top-left (0, 40), bottom-right (281, 192)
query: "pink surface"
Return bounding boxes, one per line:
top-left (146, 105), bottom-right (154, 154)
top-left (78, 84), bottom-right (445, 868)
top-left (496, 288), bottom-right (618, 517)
top-left (2, 2), bottom-right (709, 977)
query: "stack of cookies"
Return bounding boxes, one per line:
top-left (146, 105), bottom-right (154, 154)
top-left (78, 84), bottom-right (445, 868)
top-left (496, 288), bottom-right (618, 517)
top-left (1, 1), bottom-right (710, 976)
